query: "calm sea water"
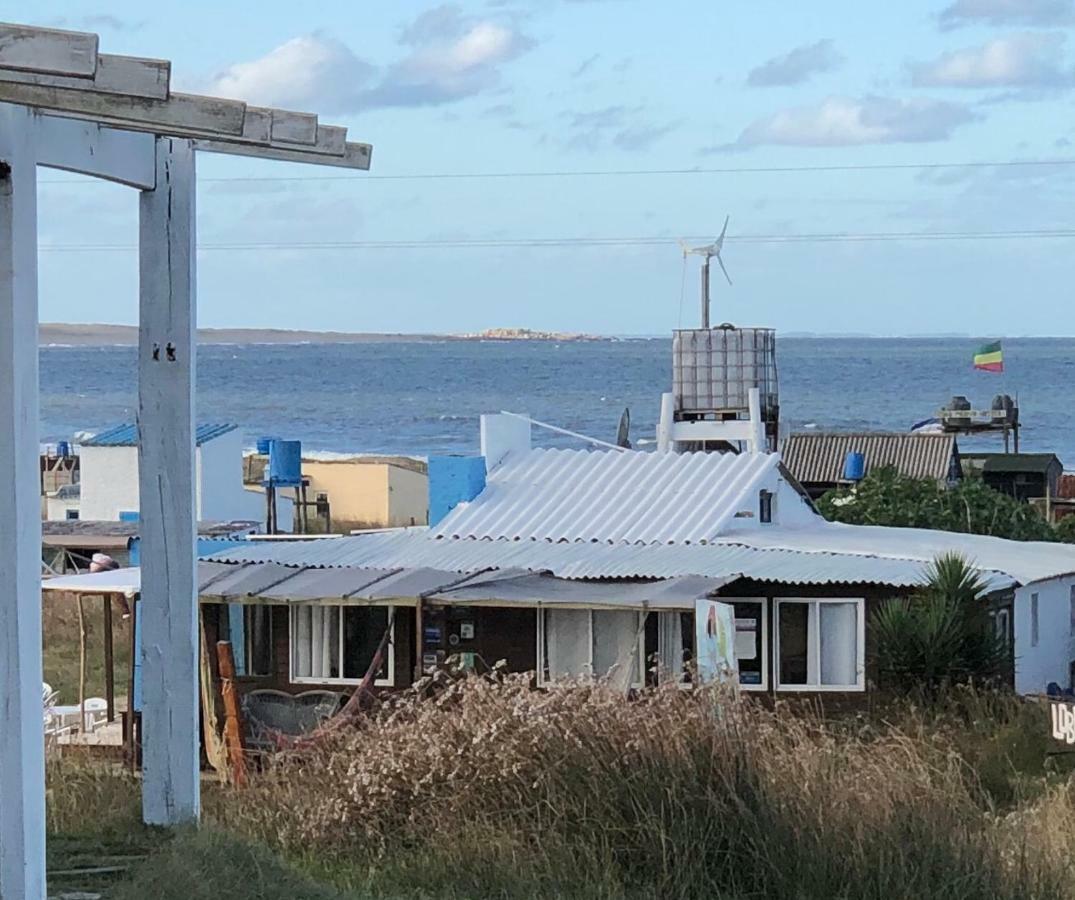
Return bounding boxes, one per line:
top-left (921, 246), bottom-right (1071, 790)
top-left (39, 338), bottom-right (1075, 466)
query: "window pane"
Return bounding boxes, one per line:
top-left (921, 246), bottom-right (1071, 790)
top-left (545, 609), bottom-right (590, 680)
top-left (657, 611), bottom-right (685, 684)
top-left (1031, 593), bottom-right (1039, 648)
top-left (292, 606), bottom-right (312, 678)
top-left (593, 610), bottom-right (639, 683)
top-left (733, 602), bottom-right (764, 686)
top-left (245, 606), bottom-right (273, 677)
top-left (342, 606), bottom-right (389, 680)
top-left (779, 603), bottom-right (809, 686)
top-left (819, 603), bottom-right (858, 686)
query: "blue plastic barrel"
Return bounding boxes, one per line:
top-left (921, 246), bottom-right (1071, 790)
top-left (255, 436), bottom-right (276, 455)
top-left (57, 440), bottom-right (70, 458)
top-left (844, 451), bottom-right (866, 481)
top-left (267, 439), bottom-right (303, 486)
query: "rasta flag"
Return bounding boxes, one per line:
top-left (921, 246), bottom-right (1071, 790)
top-left (974, 341), bottom-right (1003, 373)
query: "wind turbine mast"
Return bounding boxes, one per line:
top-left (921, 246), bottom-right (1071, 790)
top-left (681, 216), bottom-right (732, 329)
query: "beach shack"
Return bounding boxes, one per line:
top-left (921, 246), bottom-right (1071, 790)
top-left (185, 416), bottom-right (1075, 707)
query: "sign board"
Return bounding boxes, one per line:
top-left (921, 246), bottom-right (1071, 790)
top-left (1050, 701), bottom-right (1075, 744)
top-left (695, 599), bottom-right (737, 685)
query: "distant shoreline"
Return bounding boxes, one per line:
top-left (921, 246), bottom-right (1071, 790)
top-left (39, 324), bottom-right (610, 346)
top-left (38, 324), bottom-right (1071, 346)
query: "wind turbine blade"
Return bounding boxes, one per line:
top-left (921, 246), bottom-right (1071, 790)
top-left (716, 251), bottom-right (732, 286)
top-left (716, 215), bottom-right (729, 248)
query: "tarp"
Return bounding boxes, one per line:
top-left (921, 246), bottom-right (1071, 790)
top-left (42, 567), bottom-right (142, 599)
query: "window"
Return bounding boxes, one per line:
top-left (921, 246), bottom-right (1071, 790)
top-left (774, 599), bottom-right (864, 692)
top-left (289, 604), bottom-right (394, 687)
top-left (225, 605), bottom-right (273, 678)
top-left (538, 609), bottom-right (644, 687)
top-left (759, 490), bottom-right (773, 524)
top-left (990, 607), bottom-right (1011, 650)
top-left (731, 600), bottom-right (768, 691)
top-left (65, 509), bottom-right (79, 520)
top-left (1031, 593), bottom-right (1040, 648)
top-left (1069, 587), bottom-right (1075, 639)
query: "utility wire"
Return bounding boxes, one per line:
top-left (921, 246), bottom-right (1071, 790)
top-left (35, 227), bottom-right (1075, 253)
top-left (34, 157), bottom-right (1075, 185)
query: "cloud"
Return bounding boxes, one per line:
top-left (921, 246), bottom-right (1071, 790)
top-left (208, 34), bottom-right (375, 113)
top-left (559, 105), bottom-right (676, 151)
top-left (368, 8), bottom-right (533, 108)
top-left (208, 6), bottom-right (533, 114)
top-left (572, 53), bottom-right (601, 78)
top-left (911, 31), bottom-right (1074, 88)
top-left (720, 95), bottom-right (977, 149)
top-left (939, 0), bottom-right (1075, 28)
top-left (746, 39), bottom-right (844, 87)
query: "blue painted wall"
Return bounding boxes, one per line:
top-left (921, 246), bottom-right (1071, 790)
top-left (428, 456), bottom-right (487, 526)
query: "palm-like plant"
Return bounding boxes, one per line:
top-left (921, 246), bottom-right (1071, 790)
top-left (872, 553), bottom-right (1011, 693)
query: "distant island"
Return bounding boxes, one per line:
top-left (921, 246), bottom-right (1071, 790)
top-left (39, 323), bottom-right (606, 346)
top-left (461, 328), bottom-right (602, 342)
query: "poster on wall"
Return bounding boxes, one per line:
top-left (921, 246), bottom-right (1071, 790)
top-left (695, 599), bottom-right (738, 685)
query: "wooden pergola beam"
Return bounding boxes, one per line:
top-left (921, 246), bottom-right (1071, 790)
top-left (0, 24), bottom-right (372, 170)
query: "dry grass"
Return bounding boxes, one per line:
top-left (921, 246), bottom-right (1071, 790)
top-left (44, 680), bottom-right (1075, 898)
top-left (209, 677), bottom-right (1072, 899)
top-left (42, 593), bottom-right (132, 702)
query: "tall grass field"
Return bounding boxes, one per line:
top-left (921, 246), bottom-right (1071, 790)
top-left (48, 679), bottom-right (1075, 899)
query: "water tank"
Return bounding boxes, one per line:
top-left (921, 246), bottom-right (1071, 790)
top-left (671, 326), bottom-right (778, 416)
top-left (843, 451), bottom-right (866, 482)
top-left (991, 394), bottom-right (1017, 426)
top-left (256, 436), bottom-right (276, 456)
top-left (267, 439), bottom-right (302, 487)
top-left (946, 395), bottom-right (972, 429)
top-left (56, 440), bottom-right (70, 458)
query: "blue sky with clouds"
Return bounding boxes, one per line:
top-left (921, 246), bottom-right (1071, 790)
top-left (17, 0), bottom-right (1075, 334)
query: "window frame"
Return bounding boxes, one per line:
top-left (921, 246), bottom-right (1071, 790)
top-left (288, 603), bottom-right (395, 688)
top-left (727, 598), bottom-right (769, 692)
top-left (1031, 592), bottom-right (1040, 648)
top-left (536, 608), bottom-right (646, 688)
top-left (227, 603), bottom-right (274, 678)
top-left (773, 598), bottom-right (865, 693)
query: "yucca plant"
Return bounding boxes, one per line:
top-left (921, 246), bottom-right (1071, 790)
top-left (872, 553), bottom-right (1011, 693)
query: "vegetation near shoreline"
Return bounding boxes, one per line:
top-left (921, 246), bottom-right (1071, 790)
top-left (49, 679), bottom-right (1075, 899)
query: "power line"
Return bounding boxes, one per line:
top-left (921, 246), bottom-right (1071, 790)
top-left (35, 157), bottom-right (1075, 185)
top-left (35, 227), bottom-right (1075, 253)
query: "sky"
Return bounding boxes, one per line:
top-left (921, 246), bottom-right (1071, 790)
top-left (14, 0), bottom-right (1075, 335)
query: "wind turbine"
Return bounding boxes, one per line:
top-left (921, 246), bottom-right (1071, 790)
top-left (681, 216), bottom-right (732, 329)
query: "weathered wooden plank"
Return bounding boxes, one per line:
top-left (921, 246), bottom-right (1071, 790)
top-left (138, 136), bottom-right (200, 827)
top-left (242, 106), bottom-right (273, 142)
top-left (94, 54), bottom-right (170, 99)
top-left (270, 109), bottom-right (317, 145)
top-left (0, 81), bottom-right (245, 135)
top-left (316, 124), bottom-right (347, 154)
top-left (0, 102), bottom-right (47, 900)
top-left (193, 138), bottom-right (372, 170)
top-left (0, 22), bottom-right (97, 77)
top-left (35, 113), bottom-right (155, 188)
top-left (0, 53), bottom-right (169, 100)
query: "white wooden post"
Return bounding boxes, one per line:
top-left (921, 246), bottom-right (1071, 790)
top-left (138, 136), bottom-right (199, 825)
top-left (0, 102), bottom-right (46, 900)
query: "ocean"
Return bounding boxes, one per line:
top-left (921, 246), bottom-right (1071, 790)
top-left (39, 337), bottom-right (1075, 466)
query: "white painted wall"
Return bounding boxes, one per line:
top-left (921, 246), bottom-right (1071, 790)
top-left (197, 429), bottom-right (247, 522)
top-left (78, 445), bottom-right (140, 520)
top-left (45, 494), bottom-right (80, 521)
top-left (78, 430), bottom-right (273, 525)
top-left (1013, 576), bottom-right (1075, 695)
top-left (721, 466), bottom-right (821, 532)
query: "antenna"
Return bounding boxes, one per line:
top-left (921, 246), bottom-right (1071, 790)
top-left (681, 216), bottom-right (732, 329)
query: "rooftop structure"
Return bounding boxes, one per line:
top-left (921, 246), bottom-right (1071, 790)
top-left (81, 423), bottom-right (237, 447)
top-left (782, 431), bottom-right (960, 499)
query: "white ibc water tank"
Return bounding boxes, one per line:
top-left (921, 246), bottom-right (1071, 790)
top-left (671, 326), bottom-right (778, 416)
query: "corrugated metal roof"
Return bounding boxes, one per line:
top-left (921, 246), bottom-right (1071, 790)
top-left (432, 448), bottom-right (782, 544)
top-left (203, 529), bottom-right (1016, 590)
top-left (81, 423), bottom-right (237, 447)
top-left (781, 432), bottom-right (956, 485)
top-left (961, 453), bottom-right (1062, 476)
